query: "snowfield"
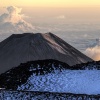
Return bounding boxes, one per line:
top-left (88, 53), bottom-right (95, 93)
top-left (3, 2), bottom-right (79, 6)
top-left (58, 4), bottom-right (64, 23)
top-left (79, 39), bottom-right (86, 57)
top-left (18, 70), bottom-right (100, 95)
top-left (1, 90), bottom-right (99, 100)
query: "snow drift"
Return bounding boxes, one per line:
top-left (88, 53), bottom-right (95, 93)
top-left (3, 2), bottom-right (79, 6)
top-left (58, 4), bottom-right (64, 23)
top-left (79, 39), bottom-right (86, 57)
top-left (17, 70), bottom-right (100, 95)
top-left (0, 59), bottom-right (100, 95)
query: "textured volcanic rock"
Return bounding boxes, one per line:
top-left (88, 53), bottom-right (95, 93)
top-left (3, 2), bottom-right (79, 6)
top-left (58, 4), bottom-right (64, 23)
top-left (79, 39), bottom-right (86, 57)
top-left (0, 59), bottom-right (70, 89)
top-left (0, 32), bottom-right (92, 74)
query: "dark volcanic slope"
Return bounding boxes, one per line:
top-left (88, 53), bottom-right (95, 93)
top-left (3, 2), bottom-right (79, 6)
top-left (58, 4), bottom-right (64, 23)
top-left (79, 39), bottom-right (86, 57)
top-left (0, 59), bottom-right (70, 89)
top-left (0, 59), bottom-right (99, 90)
top-left (0, 32), bottom-right (92, 74)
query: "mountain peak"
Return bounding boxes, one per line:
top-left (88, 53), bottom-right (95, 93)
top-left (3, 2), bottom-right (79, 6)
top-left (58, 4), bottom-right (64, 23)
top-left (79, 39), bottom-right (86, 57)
top-left (0, 32), bottom-right (93, 74)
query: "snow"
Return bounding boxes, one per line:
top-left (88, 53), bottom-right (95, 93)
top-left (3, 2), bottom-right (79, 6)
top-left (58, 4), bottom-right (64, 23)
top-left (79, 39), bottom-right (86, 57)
top-left (18, 70), bottom-right (100, 95)
top-left (1, 90), bottom-right (99, 100)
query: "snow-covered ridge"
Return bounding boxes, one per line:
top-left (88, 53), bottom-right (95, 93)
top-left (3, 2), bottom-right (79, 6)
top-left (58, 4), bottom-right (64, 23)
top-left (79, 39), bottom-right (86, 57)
top-left (17, 70), bottom-right (100, 95)
top-left (0, 59), bottom-right (100, 95)
top-left (73, 61), bottom-right (100, 70)
top-left (0, 89), bottom-right (100, 100)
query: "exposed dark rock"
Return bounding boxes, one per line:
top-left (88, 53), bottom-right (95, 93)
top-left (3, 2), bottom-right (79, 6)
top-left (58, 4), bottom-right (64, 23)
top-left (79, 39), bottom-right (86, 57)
top-left (73, 60), bottom-right (100, 70)
top-left (0, 59), bottom-right (70, 89)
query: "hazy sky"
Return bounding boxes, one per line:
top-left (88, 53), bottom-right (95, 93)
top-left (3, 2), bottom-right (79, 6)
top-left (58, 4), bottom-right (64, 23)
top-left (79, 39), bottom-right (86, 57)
top-left (0, 0), bottom-right (100, 7)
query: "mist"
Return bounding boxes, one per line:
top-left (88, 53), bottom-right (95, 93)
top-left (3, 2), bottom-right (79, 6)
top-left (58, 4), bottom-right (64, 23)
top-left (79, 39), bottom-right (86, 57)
top-left (0, 6), bottom-right (36, 33)
top-left (85, 39), bottom-right (100, 61)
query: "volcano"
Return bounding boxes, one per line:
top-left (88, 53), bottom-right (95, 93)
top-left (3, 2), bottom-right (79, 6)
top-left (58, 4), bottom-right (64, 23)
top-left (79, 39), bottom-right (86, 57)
top-left (0, 32), bottom-right (92, 74)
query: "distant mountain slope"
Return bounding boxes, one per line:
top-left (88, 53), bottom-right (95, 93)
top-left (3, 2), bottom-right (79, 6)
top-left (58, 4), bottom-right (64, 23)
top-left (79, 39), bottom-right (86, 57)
top-left (0, 32), bottom-right (92, 74)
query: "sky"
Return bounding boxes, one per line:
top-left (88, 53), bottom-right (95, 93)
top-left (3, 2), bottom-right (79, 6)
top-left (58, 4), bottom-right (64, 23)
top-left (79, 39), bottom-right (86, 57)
top-left (0, 0), bottom-right (100, 7)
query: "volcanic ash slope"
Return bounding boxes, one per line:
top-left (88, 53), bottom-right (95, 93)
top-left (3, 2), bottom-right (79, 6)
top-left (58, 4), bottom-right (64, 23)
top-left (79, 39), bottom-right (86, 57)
top-left (0, 32), bottom-right (92, 74)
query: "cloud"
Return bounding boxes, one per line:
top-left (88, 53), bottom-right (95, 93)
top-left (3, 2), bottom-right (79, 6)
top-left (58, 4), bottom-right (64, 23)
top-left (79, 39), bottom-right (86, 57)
top-left (56, 15), bottom-right (66, 19)
top-left (84, 38), bottom-right (100, 61)
top-left (0, 6), bottom-right (36, 33)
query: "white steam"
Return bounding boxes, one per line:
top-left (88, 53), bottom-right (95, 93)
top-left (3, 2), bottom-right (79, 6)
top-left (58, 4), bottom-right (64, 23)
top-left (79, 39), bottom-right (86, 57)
top-left (0, 6), bottom-right (36, 33)
top-left (85, 39), bottom-right (100, 61)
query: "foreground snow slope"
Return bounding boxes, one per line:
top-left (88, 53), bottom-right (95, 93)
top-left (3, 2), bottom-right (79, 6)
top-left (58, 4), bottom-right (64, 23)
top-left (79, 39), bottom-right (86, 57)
top-left (0, 90), bottom-right (100, 100)
top-left (18, 70), bottom-right (100, 95)
top-left (0, 59), bottom-right (100, 95)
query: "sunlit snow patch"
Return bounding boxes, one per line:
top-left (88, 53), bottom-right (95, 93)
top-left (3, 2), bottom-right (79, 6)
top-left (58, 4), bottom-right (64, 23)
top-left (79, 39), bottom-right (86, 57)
top-left (18, 70), bottom-right (100, 95)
